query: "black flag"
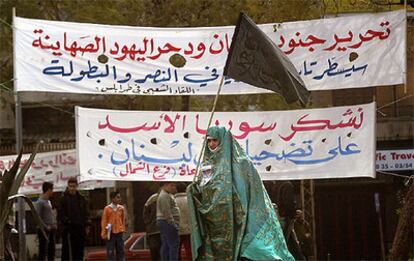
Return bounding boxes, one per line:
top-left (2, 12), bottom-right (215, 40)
top-left (223, 13), bottom-right (310, 106)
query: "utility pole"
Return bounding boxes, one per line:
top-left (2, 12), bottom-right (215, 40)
top-left (300, 180), bottom-right (317, 260)
top-left (12, 7), bottom-right (27, 261)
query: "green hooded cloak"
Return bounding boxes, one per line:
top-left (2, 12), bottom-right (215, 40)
top-left (187, 126), bottom-right (294, 261)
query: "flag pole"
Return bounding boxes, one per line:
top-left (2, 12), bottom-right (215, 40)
top-left (191, 12), bottom-right (242, 182)
top-left (12, 7), bottom-right (27, 261)
top-left (192, 75), bottom-right (225, 182)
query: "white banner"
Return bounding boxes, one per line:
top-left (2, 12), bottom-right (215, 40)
top-left (76, 102), bottom-right (376, 181)
top-left (15, 11), bottom-right (405, 95)
top-left (376, 149), bottom-right (414, 171)
top-left (0, 150), bottom-right (114, 195)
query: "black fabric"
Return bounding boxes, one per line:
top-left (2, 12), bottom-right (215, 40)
top-left (147, 233), bottom-right (161, 261)
top-left (58, 190), bottom-right (89, 261)
top-left (265, 181), bottom-right (306, 260)
top-left (286, 232), bottom-right (306, 261)
top-left (58, 191), bottom-right (89, 226)
top-left (143, 199), bottom-right (160, 235)
top-left (223, 12), bottom-right (309, 106)
top-left (275, 181), bottom-right (296, 220)
top-left (106, 232), bottom-right (124, 261)
top-left (61, 224), bottom-right (86, 261)
top-left (37, 229), bottom-right (56, 261)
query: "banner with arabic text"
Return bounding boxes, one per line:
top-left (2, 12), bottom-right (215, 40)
top-left (15, 11), bottom-right (405, 95)
top-left (76, 102), bottom-right (376, 181)
top-left (0, 150), bottom-right (114, 195)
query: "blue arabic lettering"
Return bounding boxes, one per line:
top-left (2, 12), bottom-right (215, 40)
top-left (288, 137), bottom-right (360, 164)
top-left (183, 66), bottom-right (219, 87)
top-left (313, 57), bottom-right (368, 80)
top-left (131, 139), bottom-right (193, 164)
top-left (247, 137), bottom-right (360, 165)
top-left (43, 60), bottom-right (74, 76)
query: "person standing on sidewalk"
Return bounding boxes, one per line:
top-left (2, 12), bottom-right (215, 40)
top-left (187, 126), bottom-right (293, 261)
top-left (156, 182), bottom-right (180, 261)
top-left (35, 181), bottom-right (57, 261)
top-left (143, 190), bottom-right (161, 261)
top-left (175, 185), bottom-right (191, 261)
top-left (58, 177), bottom-right (90, 261)
top-left (101, 191), bottom-right (126, 261)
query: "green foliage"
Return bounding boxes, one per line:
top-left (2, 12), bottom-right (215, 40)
top-left (0, 145), bottom-right (47, 258)
top-left (0, 147), bottom-right (40, 233)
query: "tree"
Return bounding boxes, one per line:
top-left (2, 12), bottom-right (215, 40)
top-left (0, 146), bottom-right (46, 260)
top-left (389, 180), bottom-right (414, 260)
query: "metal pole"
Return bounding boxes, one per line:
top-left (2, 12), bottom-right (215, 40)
top-left (300, 180), bottom-right (305, 214)
top-left (375, 193), bottom-right (386, 261)
top-left (310, 180), bottom-right (317, 260)
top-left (404, 0), bottom-right (408, 93)
top-left (12, 7), bottom-right (27, 261)
top-left (193, 75), bottom-right (225, 182)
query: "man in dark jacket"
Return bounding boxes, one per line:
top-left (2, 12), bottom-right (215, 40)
top-left (58, 177), bottom-right (89, 261)
top-left (143, 190), bottom-right (161, 261)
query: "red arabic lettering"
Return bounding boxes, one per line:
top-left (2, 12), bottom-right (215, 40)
top-left (147, 43), bottom-right (182, 60)
top-left (323, 31), bottom-right (353, 51)
top-left (348, 24), bottom-right (391, 49)
top-left (98, 115), bottom-right (161, 133)
top-left (190, 42), bottom-right (206, 59)
top-left (209, 34), bottom-right (224, 54)
top-left (279, 107), bottom-right (364, 141)
top-left (283, 32), bottom-right (326, 55)
top-left (31, 30), bottom-right (231, 62)
top-left (195, 114), bottom-right (207, 135)
top-left (163, 114), bottom-right (181, 133)
top-left (184, 42), bottom-right (194, 55)
top-left (278, 35), bottom-right (285, 48)
top-left (279, 21), bottom-right (391, 55)
top-left (233, 122), bottom-right (277, 139)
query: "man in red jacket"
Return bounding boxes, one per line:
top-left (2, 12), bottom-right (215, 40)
top-left (101, 191), bottom-right (126, 261)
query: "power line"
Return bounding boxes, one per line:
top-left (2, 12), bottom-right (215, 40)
top-left (0, 17), bottom-right (12, 28)
top-left (377, 170), bottom-right (414, 181)
top-left (0, 79), bottom-right (75, 116)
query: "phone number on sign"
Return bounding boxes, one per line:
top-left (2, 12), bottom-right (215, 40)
top-left (376, 163), bottom-right (413, 170)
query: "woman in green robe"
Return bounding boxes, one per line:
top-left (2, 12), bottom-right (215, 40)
top-left (187, 126), bottom-right (294, 261)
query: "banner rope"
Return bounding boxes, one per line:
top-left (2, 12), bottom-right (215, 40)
top-left (376, 93), bottom-right (414, 111)
top-left (0, 17), bottom-right (12, 28)
top-left (377, 170), bottom-right (414, 181)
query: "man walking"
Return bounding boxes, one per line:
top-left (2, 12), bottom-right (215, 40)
top-left (156, 182), bottom-right (180, 261)
top-left (35, 182), bottom-right (57, 261)
top-left (101, 191), bottom-right (126, 261)
top-left (58, 177), bottom-right (89, 261)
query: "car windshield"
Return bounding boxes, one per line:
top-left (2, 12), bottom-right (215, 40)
top-left (130, 235), bottom-right (148, 251)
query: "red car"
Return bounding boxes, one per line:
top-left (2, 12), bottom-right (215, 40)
top-left (86, 232), bottom-right (190, 260)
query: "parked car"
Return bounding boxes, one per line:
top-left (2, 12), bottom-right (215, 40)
top-left (86, 232), bottom-right (190, 260)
